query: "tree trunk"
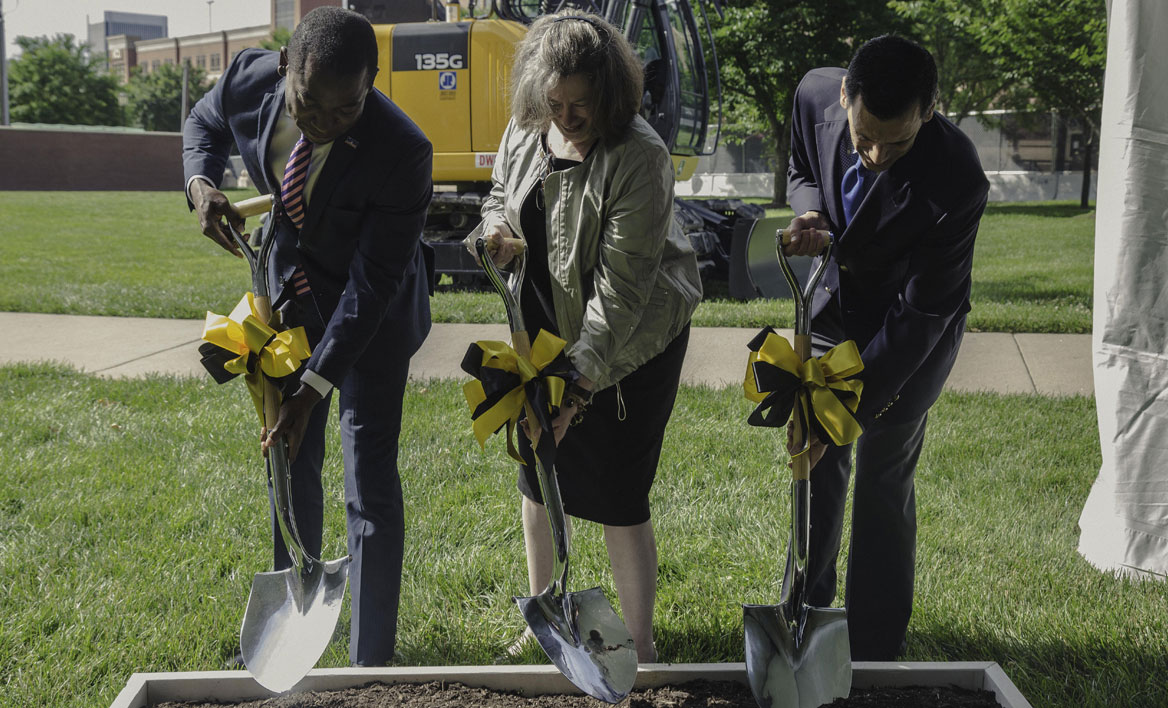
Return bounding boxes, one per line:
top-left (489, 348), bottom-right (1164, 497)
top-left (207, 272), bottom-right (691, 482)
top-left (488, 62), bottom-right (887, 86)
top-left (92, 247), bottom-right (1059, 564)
top-left (771, 122), bottom-right (791, 208)
top-left (1080, 133), bottom-right (1094, 209)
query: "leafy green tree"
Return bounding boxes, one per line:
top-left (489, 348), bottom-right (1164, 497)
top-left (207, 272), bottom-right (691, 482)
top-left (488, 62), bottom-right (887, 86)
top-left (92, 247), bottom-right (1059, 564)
top-left (8, 34), bottom-right (123, 126)
top-left (712, 1), bottom-right (904, 206)
top-left (124, 62), bottom-right (210, 132)
top-left (260, 27), bottom-right (292, 52)
top-left (976, 0), bottom-right (1106, 207)
top-left (888, 0), bottom-right (1001, 123)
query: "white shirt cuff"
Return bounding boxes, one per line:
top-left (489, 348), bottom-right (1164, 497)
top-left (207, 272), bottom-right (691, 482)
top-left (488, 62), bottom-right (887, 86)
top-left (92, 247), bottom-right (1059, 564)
top-left (186, 175), bottom-right (215, 203)
top-left (300, 368), bottom-right (334, 398)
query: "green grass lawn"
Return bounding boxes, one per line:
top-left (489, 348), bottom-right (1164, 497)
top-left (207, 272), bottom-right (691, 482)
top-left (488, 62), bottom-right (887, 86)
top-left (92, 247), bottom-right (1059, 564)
top-left (1, 365), bottom-right (1160, 708)
top-left (0, 192), bottom-right (1094, 333)
top-left (0, 191), bottom-right (253, 320)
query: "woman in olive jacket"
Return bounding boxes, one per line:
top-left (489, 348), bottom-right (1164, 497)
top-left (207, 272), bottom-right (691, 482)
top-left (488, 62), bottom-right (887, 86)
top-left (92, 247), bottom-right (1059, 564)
top-left (473, 9), bottom-right (701, 663)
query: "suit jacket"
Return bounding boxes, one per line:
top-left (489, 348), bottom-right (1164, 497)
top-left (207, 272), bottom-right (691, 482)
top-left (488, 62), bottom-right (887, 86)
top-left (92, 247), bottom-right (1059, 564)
top-left (182, 49), bottom-right (433, 387)
top-left (788, 67), bottom-right (989, 428)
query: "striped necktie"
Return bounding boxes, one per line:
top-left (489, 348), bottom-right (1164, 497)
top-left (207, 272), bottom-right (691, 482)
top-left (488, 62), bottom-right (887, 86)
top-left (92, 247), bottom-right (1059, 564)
top-left (281, 134), bottom-right (313, 230)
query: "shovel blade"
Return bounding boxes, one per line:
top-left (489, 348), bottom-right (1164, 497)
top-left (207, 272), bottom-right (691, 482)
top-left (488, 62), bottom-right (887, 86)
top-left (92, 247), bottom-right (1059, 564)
top-left (744, 604), bottom-right (851, 708)
top-left (240, 556), bottom-right (349, 692)
top-left (515, 586), bottom-right (638, 703)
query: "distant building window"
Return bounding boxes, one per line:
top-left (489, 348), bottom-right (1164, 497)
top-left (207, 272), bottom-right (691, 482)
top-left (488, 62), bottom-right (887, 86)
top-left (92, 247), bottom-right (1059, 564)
top-left (165, 58), bottom-right (175, 65)
top-left (211, 53), bottom-right (221, 70)
top-left (196, 55), bottom-right (206, 68)
top-left (275, 0), bottom-right (295, 32)
top-left (152, 60), bottom-right (160, 71)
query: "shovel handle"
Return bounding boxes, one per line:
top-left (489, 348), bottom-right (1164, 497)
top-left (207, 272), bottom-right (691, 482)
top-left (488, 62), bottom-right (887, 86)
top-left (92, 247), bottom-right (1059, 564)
top-left (481, 236), bottom-right (527, 262)
top-left (248, 293), bottom-right (282, 430)
top-left (511, 329), bottom-right (532, 359)
top-left (778, 225), bottom-right (831, 246)
top-left (233, 194), bottom-right (275, 219)
top-left (788, 333), bottom-right (814, 482)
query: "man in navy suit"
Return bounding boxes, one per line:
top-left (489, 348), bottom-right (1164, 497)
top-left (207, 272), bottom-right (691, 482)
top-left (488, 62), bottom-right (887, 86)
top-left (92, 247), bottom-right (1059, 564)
top-left (182, 7), bottom-right (432, 666)
top-left (783, 35), bottom-right (989, 660)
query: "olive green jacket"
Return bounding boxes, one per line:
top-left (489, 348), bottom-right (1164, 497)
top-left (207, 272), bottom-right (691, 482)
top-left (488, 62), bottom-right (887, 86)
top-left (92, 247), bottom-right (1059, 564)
top-left (476, 116), bottom-right (702, 390)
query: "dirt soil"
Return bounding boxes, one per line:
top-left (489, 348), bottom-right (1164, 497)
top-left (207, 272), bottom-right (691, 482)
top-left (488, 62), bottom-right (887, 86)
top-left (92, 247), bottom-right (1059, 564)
top-left (154, 679), bottom-right (1002, 707)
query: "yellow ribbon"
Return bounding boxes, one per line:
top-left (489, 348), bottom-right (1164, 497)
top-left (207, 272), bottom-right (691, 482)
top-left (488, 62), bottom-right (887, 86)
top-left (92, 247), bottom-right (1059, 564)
top-left (463, 330), bottom-right (569, 463)
top-left (744, 330), bottom-right (865, 446)
top-left (201, 292), bottom-right (312, 423)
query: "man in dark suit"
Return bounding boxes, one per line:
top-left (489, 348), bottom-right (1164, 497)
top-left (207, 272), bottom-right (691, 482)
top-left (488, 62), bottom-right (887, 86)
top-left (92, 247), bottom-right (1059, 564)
top-left (782, 35), bottom-right (989, 660)
top-left (182, 7), bottom-right (433, 666)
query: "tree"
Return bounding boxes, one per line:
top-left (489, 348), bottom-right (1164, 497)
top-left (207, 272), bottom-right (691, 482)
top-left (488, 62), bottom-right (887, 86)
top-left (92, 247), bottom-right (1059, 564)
top-left (975, 0), bottom-right (1106, 208)
top-left (888, 0), bottom-right (1002, 124)
top-left (124, 62), bottom-right (211, 132)
top-left (712, 1), bottom-right (904, 206)
top-left (8, 34), bottom-right (123, 126)
top-left (260, 27), bottom-right (292, 52)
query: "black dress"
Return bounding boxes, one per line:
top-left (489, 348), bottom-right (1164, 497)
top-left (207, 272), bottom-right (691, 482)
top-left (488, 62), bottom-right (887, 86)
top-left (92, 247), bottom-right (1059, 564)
top-left (515, 147), bottom-right (690, 527)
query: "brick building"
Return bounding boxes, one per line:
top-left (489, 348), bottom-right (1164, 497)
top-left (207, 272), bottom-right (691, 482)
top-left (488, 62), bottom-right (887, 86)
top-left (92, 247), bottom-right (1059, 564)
top-left (133, 25), bottom-right (272, 82)
top-left (105, 0), bottom-right (344, 84)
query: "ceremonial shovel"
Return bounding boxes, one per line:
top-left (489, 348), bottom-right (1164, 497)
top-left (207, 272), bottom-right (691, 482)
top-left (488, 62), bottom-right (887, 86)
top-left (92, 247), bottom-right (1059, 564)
top-left (475, 236), bottom-right (638, 704)
top-left (743, 228), bottom-right (851, 708)
top-left (227, 195), bottom-right (350, 693)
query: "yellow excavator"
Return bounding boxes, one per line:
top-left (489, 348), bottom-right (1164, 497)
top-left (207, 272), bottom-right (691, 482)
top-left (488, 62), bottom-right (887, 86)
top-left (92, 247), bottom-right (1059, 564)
top-left (360, 0), bottom-right (763, 289)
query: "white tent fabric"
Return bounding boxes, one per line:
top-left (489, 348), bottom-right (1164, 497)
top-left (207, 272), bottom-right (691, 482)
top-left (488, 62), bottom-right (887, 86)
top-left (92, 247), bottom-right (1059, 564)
top-left (1078, 0), bottom-right (1168, 579)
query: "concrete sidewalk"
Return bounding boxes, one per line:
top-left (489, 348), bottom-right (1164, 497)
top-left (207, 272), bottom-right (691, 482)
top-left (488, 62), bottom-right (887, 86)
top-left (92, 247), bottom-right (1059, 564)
top-left (0, 312), bottom-right (1093, 396)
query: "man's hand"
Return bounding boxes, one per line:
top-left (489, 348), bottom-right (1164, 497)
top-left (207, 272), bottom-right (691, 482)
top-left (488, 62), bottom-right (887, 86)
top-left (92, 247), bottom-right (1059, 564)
top-left (261, 385), bottom-right (323, 462)
top-left (783, 210), bottom-right (831, 257)
top-left (190, 179), bottom-right (248, 257)
top-left (787, 422), bottom-right (828, 471)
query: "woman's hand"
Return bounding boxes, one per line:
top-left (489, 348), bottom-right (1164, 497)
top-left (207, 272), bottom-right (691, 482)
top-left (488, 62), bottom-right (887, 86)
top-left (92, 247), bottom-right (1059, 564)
top-left (548, 401), bottom-right (577, 444)
top-left (521, 401), bottom-right (576, 448)
top-left (470, 223), bottom-right (520, 268)
top-left (522, 376), bottom-right (594, 448)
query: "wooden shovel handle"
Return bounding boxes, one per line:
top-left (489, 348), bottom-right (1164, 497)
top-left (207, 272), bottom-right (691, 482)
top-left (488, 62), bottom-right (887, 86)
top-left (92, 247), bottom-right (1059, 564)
top-left (511, 329), bottom-right (532, 359)
top-left (790, 332), bottom-right (814, 481)
top-left (510, 329), bottom-right (545, 447)
top-left (232, 194), bottom-right (274, 219)
top-left (248, 292), bottom-right (282, 429)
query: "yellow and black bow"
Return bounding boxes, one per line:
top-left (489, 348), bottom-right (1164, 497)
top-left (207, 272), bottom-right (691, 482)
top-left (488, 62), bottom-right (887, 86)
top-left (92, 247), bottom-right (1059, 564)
top-left (461, 330), bottom-right (576, 465)
top-left (199, 292), bottom-right (312, 424)
top-left (743, 326), bottom-right (865, 446)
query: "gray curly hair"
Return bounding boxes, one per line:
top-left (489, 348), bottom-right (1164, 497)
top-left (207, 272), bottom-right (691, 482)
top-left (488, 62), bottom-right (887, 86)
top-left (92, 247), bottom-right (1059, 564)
top-left (509, 10), bottom-right (644, 144)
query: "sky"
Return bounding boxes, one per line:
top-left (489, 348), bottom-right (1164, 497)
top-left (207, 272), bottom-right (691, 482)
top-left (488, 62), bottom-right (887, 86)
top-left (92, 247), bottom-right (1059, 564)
top-left (2, 0), bottom-right (272, 58)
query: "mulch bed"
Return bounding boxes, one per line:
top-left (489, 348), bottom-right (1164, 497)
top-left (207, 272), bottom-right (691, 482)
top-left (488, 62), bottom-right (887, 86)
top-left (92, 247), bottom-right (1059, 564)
top-left (154, 679), bottom-right (1002, 707)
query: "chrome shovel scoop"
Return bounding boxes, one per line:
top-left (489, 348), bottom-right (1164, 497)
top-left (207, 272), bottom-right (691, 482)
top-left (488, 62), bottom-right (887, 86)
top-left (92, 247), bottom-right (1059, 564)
top-left (475, 236), bottom-right (638, 703)
top-left (744, 227), bottom-right (851, 708)
top-left (227, 196), bottom-right (351, 692)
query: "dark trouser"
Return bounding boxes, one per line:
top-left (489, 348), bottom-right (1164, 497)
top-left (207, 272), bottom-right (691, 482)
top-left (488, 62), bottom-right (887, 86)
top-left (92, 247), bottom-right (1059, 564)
top-left (804, 412), bottom-right (929, 661)
top-left (269, 351), bottom-right (410, 666)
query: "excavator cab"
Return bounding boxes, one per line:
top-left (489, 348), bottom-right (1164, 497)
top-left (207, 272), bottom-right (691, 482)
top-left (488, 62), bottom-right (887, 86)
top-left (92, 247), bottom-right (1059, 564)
top-left (472, 0), bottom-right (724, 176)
top-left (369, 0), bottom-right (759, 286)
top-left (619, 0), bottom-right (722, 180)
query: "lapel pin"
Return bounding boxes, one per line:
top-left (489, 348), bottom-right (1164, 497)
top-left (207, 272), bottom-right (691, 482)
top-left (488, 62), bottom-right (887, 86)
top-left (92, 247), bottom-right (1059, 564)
top-left (344, 136), bottom-right (359, 149)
